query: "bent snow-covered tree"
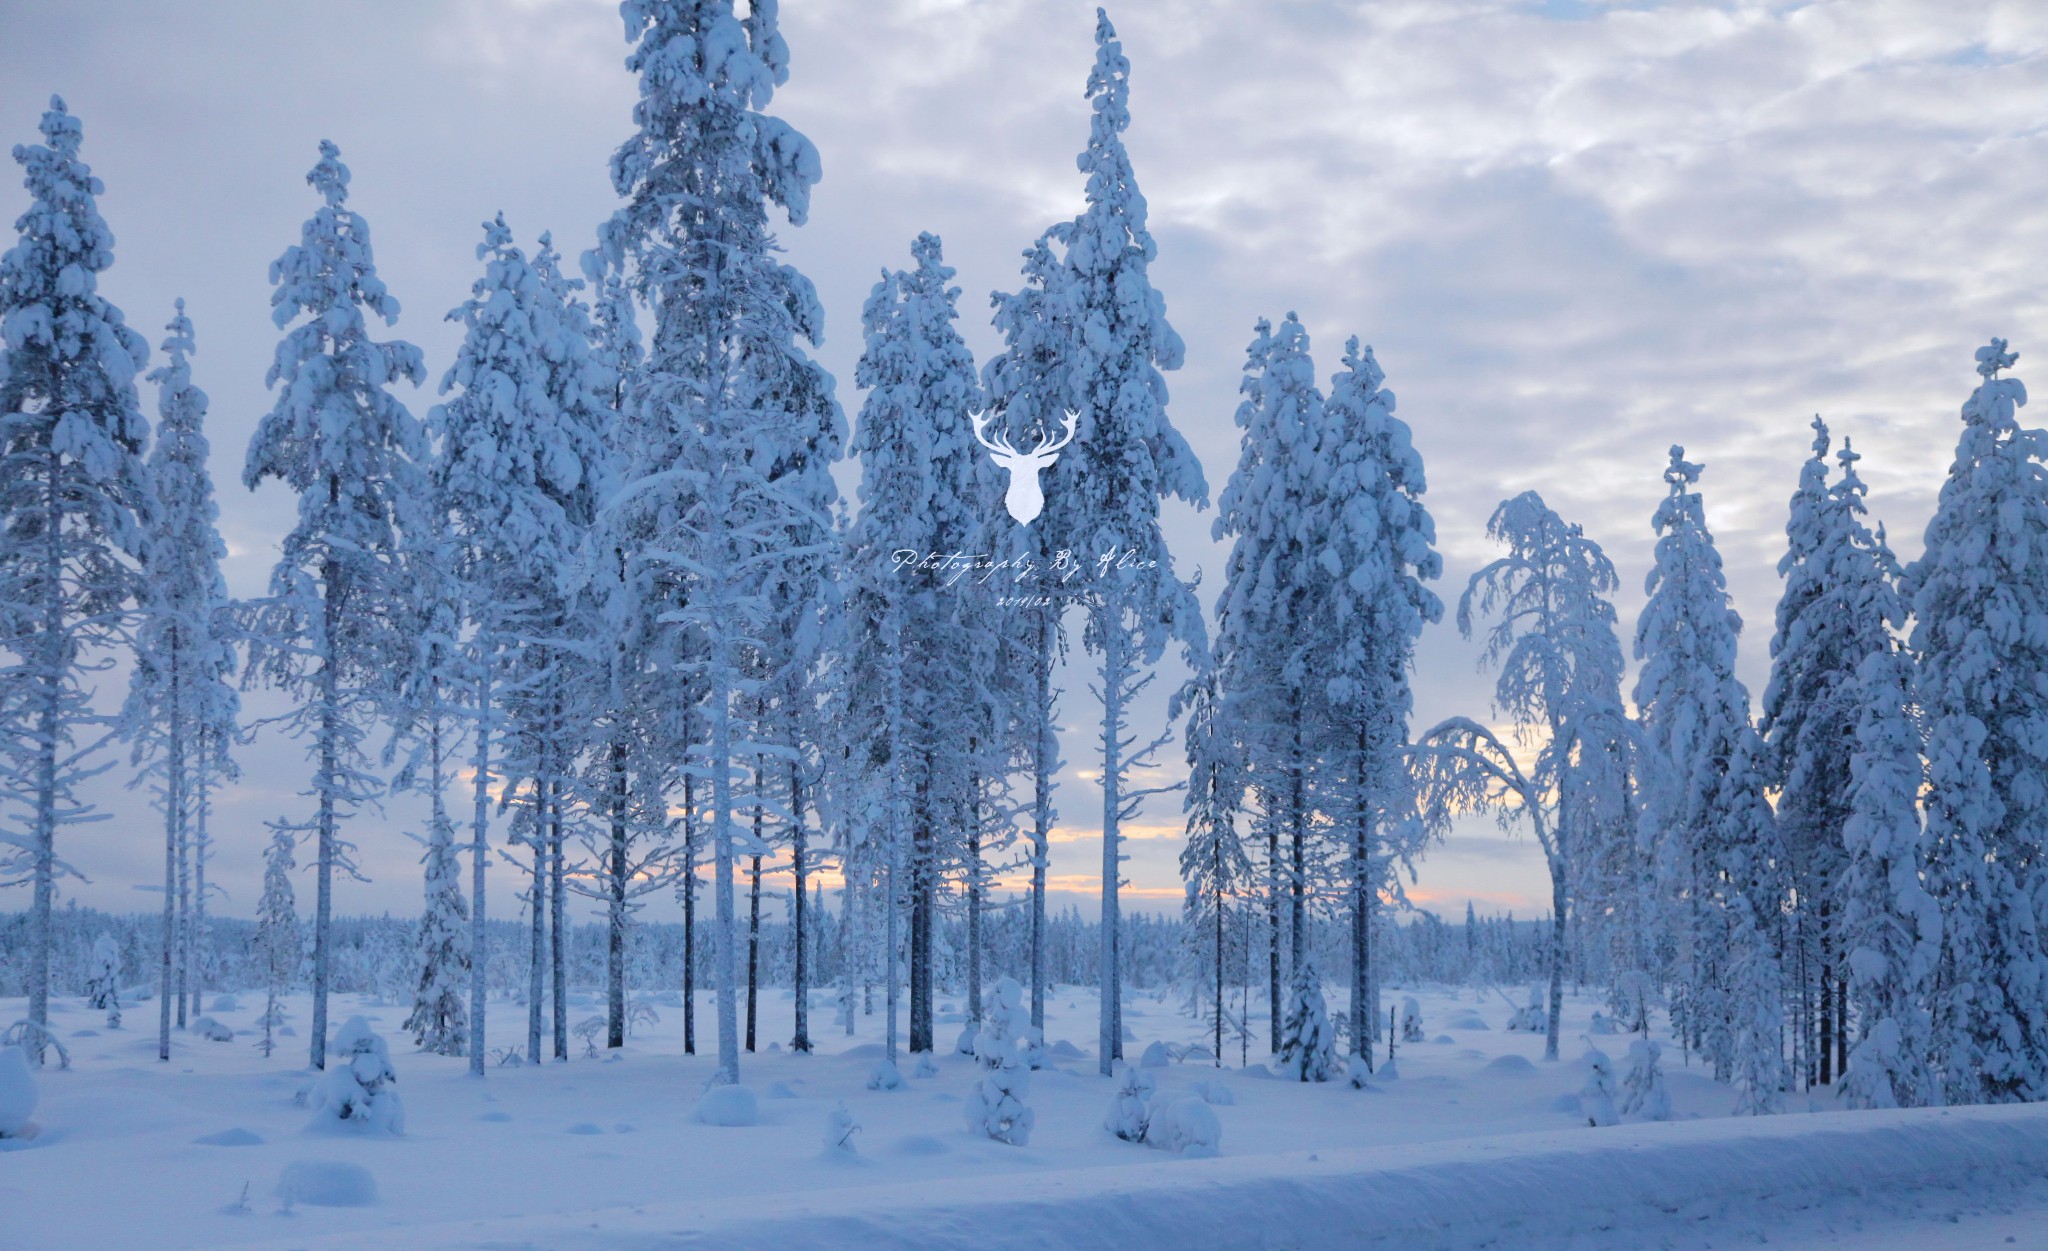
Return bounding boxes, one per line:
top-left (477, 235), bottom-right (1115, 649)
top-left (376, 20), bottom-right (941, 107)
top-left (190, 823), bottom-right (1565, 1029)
top-left (1419, 492), bottom-right (1630, 1062)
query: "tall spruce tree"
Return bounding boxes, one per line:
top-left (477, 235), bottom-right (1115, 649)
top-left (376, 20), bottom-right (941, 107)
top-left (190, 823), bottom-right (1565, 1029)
top-left (1906, 340), bottom-right (2048, 1104)
top-left (242, 140), bottom-right (426, 1070)
top-left (594, 0), bottom-right (841, 1084)
top-left (1309, 337), bottom-right (1441, 1068)
top-left (0, 98), bottom-right (153, 1062)
top-left (1210, 314), bottom-right (1322, 1054)
top-left (127, 302), bottom-right (239, 1062)
top-left (1043, 10), bottom-right (1209, 1075)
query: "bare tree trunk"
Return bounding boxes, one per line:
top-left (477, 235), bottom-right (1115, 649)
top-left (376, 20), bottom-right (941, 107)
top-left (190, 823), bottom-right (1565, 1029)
top-left (909, 777), bottom-right (932, 1055)
top-left (967, 747), bottom-right (983, 1025)
top-left (1267, 820), bottom-right (1281, 1056)
top-left (158, 659), bottom-right (183, 1063)
top-left (1030, 603), bottom-right (1054, 1035)
top-left (528, 778), bottom-right (546, 1064)
top-left (1097, 608), bottom-right (1127, 1077)
top-left (608, 738), bottom-right (629, 1050)
top-left (1545, 867), bottom-right (1566, 1061)
top-left (310, 559), bottom-right (342, 1072)
top-left (550, 742), bottom-right (567, 1061)
top-left (467, 661), bottom-right (490, 1076)
top-left (746, 843), bottom-right (761, 1054)
top-left (790, 760), bottom-right (811, 1053)
top-left (682, 768), bottom-right (696, 1056)
top-left (1351, 734), bottom-right (1371, 1067)
top-left (191, 763), bottom-right (210, 1022)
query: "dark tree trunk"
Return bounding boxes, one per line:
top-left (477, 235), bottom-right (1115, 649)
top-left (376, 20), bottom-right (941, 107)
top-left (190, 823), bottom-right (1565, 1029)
top-left (791, 761), bottom-right (811, 1053)
top-left (608, 738), bottom-right (629, 1050)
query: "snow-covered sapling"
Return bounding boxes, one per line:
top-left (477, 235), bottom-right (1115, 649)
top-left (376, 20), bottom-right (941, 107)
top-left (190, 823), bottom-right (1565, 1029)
top-left (1401, 997), bottom-right (1424, 1043)
top-left (1579, 1043), bottom-right (1618, 1127)
top-left (1279, 961), bottom-right (1339, 1083)
top-left (966, 976), bottom-right (1034, 1146)
top-left (1620, 1038), bottom-right (1671, 1121)
top-left (0, 1045), bottom-right (37, 1137)
top-left (86, 935), bottom-right (122, 1028)
top-left (309, 1016), bottom-right (403, 1134)
top-left (1106, 1063), bottom-right (1156, 1142)
top-left (866, 1059), bottom-right (904, 1092)
top-left (825, 1101), bottom-right (860, 1156)
top-left (1507, 989), bottom-right (1545, 1033)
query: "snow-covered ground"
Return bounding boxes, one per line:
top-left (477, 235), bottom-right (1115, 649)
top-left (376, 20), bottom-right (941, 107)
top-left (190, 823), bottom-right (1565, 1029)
top-left (4, 984), bottom-right (2044, 1250)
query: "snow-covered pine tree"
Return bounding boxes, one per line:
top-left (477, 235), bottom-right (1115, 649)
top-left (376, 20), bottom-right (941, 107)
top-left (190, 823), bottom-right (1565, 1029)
top-left (983, 230), bottom-right (1074, 1036)
top-left (1717, 727), bottom-right (1789, 1115)
top-left (256, 821), bottom-right (300, 1059)
top-left (0, 98), bottom-right (153, 1064)
top-left (1042, 11), bottom-right (1209, 1075)
top-left (595, 0), bottom-right (841, 1084)
top-left (1174, 669), bottom-right (1250, 1068)
top-left (1419, 493), bottom-right (1630, 1061)
top-left (1210, 314), bottom-right (1322, 1055)
top-left (432, 216), bottom-right (614, 1066)
top-left (1839, 643), bottom-right (1941, 1109)
top-left (842, 232), bottom-right (988, 1066)
top-left (1278, 957), bottom-right (1338, 1083)
top-left (1762, 421), bottom-right (1902, 1086)
top-left (127, 301), bottom-right (239, 1062)
top-left (1310, 336), bottom-right (1442, 1068)
top-left (242, 141), bottom-right (427, 1071)
top-left (1632, 448), bottom-right (1754, 1080)
top-left (1906, 340), bottom-right (2048, 1104)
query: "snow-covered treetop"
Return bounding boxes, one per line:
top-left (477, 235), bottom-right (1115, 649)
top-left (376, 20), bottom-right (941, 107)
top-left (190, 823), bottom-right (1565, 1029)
top-left (1313, 336), bottom-right (1443, 714)
top-left (432, 214), bottom-right (613, 599)
top-left (1634, 444), bottom-right (1747, 769)
top-left (0, 93), bottom-right (151, 541)
top-left (245, 140), bottom-right (425, 506)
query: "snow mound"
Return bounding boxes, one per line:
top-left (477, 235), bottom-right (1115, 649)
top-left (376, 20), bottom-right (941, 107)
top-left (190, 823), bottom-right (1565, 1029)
top-left (210, 994), bottom-right (241, 1011)
top-left (1444, 1012), bottom-right (1490, 1031)
top-left (696, 1085), bottom-right (758, 1128)
top-left (1146, 1095), bottom-right (1222, 1157)
top-left (766, 1081), bottom-right (800, 1100)
top-left (953, 1024), bottom-right (979, 1056)
top-left (279, 1160), bottom-right (377, 1207)
top-left (194, 1128), bottom-right (264, 1146)
top-left (69, 1029), bottom-right (99, 1038)
top-left (190, 1016), bottom-right (234, 1042)
top-left (1189, 1079), bottom-right (1234, 1106)
top-left (890, 1134), bottom-right (950, 1157)
top-left (1431, 1034), bottom-right (1455, 1044)
top-left (1377, 1059), bottom-right (1401, 1081)
top-left (866, 1060), bottom-right (904, 1091)
top-left (1137, 1041), bottom-right (1170, 1068)
top-left (0, 1047), bottom-right (38, 1137)
top-left (1484, 1054), bottom-right (1538, 1076)
top-left (567, 1123), bottom-right (605, 1135)
top-left (1046, 1040), bottom-right (1086, 1062)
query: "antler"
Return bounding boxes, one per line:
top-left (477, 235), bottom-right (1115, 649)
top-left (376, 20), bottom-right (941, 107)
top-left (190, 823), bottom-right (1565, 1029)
top-left (1028, 410), bottom-right (1077, 457)
top-left (970, 409), bottom-right (1018, 459)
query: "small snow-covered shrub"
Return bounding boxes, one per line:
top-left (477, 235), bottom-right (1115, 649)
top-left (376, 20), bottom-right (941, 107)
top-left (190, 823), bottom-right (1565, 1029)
top-left (1621, 1038), bottom-right (1670, 1121)
top-left (867, 1059), bottom-right (904, 1091)
top-left (1146, 1095), bottom-right (1221, 1157)
top-left (278, 1160), bottom-right (377, 1207)
top-left (696, 1084), bottom-right (758, 1127)
top-left (0, 1045), bottom-right (38, 1137)
top-left (1105, 1064), bottom-right (1155, 1142)
top-left (824, 1101), bottom-right (860, 1155)
top-left (1189, 1079), bottom-right (1234, 1106)
top-left (210, 993), bottom-right (241, 1012)
top-left (954, 1023), bottom-right (979, 1056)
top-left (1400, 997), bottom-right (1424, 1043)
top-left (1579, 1044), bottom-right (1618, 1127)
top-left (913, 1052), bottom-right (938, 1079)
top-left (85, 934), bottom-right (122, 1027)
top-left (966, 977), bottom-right (1034, 1146)
top-left (1345, 1055), bottom-right (1374, 1089)
top-left (1588, 1011), bottom-right (1617, 1035)
top-left (1138, 1040), bottom-right (1171, 1068)
top-left (1506, 989), bottom-right (1545, 1032)
top-left (309, 1017), bottom-right (403, 1134)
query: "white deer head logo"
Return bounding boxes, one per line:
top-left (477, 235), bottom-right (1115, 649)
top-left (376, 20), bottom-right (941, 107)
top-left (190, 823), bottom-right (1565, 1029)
top-left (972, 408), bottom-right (1077, 525)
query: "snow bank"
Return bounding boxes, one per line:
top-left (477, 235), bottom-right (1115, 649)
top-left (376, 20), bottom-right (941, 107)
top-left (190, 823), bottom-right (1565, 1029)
top-left (279, 1160), bottom-right (377, 1207)
top-left (696, 1084), bottom-right (758, 1127)
top-left (233, 1104), bottom-right (2048, 1251)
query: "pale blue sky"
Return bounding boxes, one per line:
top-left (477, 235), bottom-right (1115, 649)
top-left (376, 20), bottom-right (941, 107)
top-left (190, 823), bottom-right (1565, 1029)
top-left (2, 0), bottom-right (2042, 923)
